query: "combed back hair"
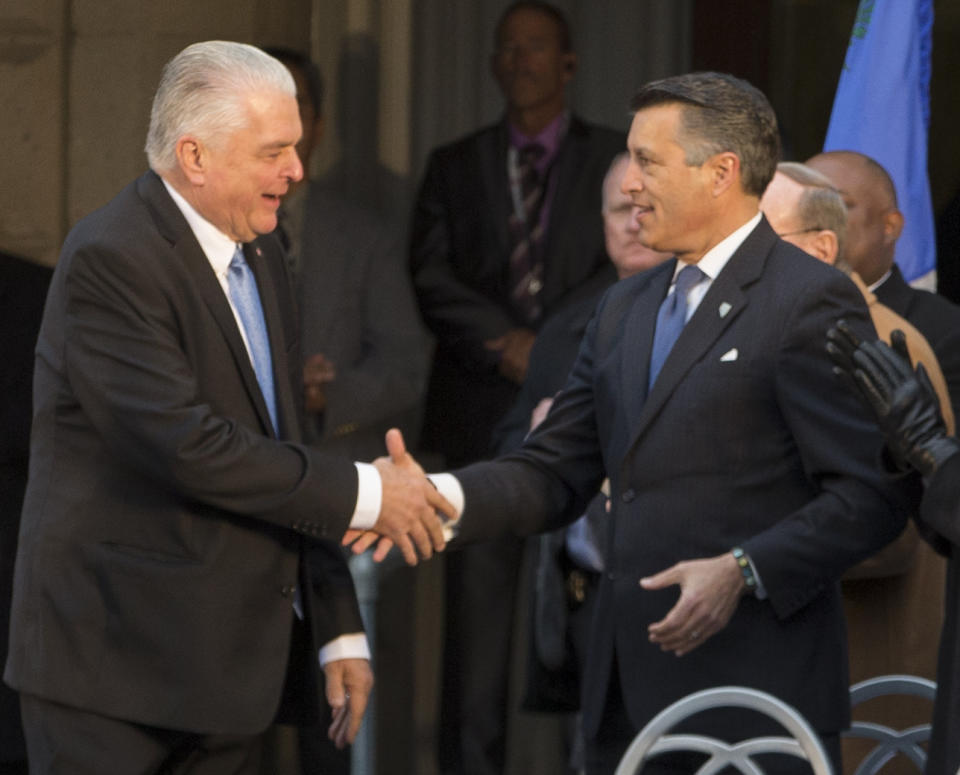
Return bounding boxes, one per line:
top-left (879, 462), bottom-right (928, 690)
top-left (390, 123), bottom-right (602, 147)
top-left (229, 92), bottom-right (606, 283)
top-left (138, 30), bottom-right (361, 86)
top-left (494, 1), bottom-right (573, 52)
top-left (630, 72), bottom-right (780, 198)
top-left (262, 46), bottom-right (324, 117)
top-left (602, 152), bottom-right (630, 213)
top-left (145, 41), bottom-right (296, 173)
top-left (776, 161), bottom-right (848, 261)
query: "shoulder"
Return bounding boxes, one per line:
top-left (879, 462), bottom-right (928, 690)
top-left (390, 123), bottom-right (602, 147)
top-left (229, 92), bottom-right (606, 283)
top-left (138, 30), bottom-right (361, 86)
top-left (567, 115), bottom-right (627, 152)
top-left (427, 122), bottom-right (502, 166)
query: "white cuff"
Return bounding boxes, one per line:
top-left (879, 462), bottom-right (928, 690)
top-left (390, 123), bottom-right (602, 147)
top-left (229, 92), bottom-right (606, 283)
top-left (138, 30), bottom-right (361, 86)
top-left (428, 472), bottom-right (465, 542)
top-left (318, 632), bottom-right (371, 666)
top-left (350, 462), bottom-right (381, 530)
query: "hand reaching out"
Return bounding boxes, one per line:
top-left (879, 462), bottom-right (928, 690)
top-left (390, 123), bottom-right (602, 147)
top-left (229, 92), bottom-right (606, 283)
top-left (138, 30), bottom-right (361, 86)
top-left (344, 429), bottom-right (457, 564)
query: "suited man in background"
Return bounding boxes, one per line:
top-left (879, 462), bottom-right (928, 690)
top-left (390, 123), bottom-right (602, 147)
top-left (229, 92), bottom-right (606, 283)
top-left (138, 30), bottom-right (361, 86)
top-left (761, 163), bottom-right (951, 775)
top-left (409, 4), bottom-right (623, 772)
top-left (265, 47), bottom-right (430, 465)
top-left (4, 41), bottom-right (449, 775)
top-left (0, 251), bottom-right (51, 775)
top-left (377, 71), bottom-right (909, 774)
top-left (806, 151), bottom-right (960, 423)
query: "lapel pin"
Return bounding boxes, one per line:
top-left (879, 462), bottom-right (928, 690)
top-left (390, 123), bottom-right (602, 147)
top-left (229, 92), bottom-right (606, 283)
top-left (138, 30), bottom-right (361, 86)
top-left (718, 302), bottom-right (732, 318)
top-left (255, 246), bottom-right (263, 257)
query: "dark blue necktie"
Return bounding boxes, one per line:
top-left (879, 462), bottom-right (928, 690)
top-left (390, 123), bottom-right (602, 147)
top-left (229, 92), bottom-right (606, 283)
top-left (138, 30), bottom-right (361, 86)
top-left (648, 264), bottom-right (705, 390)
top-left (228, 246), bottom-right (278, 432)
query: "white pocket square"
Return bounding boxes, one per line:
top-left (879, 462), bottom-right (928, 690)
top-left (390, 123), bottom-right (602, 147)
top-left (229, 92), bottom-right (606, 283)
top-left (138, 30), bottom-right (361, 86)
top-left (720, 348), bottom-right (739, 362)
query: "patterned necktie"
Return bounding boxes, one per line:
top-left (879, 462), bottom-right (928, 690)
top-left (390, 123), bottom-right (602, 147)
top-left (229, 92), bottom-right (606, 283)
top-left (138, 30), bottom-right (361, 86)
top-left (227, 246), bottom-right (278, 432)
top-left (648, 264), bottom-right (705, 390)
top-left (508, 143), bottom-right (547, 325)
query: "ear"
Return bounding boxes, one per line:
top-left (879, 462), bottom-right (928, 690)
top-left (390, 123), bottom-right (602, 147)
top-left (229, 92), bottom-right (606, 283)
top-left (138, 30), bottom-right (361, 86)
top-left (561, 52), bottom-right (577, 83)
top-left (175, 136), bottom-right (207, 186)
top-left (809, 229), bottom-right (840, 265)
top-left (882, 209), bottom-right (904, 246)
top-left (709, 151), bottom-right (740, 197)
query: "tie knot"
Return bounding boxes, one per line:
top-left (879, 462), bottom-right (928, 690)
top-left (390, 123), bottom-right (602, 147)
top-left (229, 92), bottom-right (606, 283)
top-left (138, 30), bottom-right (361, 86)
top-left (230, 247), bottom-right (247, 271)
top-left (519, 143), bottom-right (545, 167)
top-left (674, 264), bottom-right (704, 296)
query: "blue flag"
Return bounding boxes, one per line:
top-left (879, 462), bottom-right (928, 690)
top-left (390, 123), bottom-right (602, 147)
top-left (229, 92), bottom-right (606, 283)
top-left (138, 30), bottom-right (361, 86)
top-left (824, 0), bottom-right (935, 286)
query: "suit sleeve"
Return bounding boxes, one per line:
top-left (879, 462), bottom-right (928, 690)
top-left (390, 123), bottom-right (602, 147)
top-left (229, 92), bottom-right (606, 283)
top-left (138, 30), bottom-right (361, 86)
top-left (61, 241), bottom-right (358, 539)
top-left (409, 150), bottom-right (517, 371)
top-left (741, 275), bottom-right (911, 618)
top-left (454, 309), bottom-right (608, 542)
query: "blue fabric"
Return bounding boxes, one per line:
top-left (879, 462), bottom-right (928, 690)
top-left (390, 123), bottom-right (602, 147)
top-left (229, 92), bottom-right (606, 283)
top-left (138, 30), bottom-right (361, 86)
top-left (228, 247), bottom-right (277, 432)
top-left (648, 265), bottom-right (704, 391)
top-left (824, 0), bottom-right (935, 284)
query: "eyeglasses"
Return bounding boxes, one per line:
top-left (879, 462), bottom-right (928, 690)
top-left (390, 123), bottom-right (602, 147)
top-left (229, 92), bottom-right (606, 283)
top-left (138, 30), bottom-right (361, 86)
top-left (776, 227), bottom-right (823, 238)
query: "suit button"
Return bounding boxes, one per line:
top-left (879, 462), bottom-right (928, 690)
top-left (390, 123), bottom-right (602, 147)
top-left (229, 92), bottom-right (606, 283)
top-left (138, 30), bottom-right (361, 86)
top-left (607, 571), bottom-right (618, 581)
top-left (621, 489), bottom-right (635, 503)
top-left (281, 585), bottom-right (295, 598)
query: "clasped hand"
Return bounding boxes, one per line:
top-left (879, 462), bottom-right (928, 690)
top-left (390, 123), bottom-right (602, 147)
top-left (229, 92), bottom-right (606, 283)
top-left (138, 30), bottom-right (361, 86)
top-left (343, 429), bottom-right (457, 565)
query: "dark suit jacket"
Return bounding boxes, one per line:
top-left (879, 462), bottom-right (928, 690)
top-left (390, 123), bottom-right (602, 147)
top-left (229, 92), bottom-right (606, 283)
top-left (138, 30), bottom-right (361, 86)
top-left (917, 452), bottom-right (960, 775)
top-left (453, 218), bottom-right (908, 738)
top-left (874, 263), bottom-right (960, 423)
top-left (297, 183), bottom-right (429, 461)
top-left (0, 252), bottom-right (51, 762)
top-left (4, 171), bottom-right (364, 735)
top-left (411, 115), bottom-right (623, 465)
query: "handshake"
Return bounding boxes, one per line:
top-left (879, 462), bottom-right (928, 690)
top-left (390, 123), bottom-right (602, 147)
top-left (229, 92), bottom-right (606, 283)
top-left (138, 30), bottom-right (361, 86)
top-left (343, 429), bottom-right (459, 565)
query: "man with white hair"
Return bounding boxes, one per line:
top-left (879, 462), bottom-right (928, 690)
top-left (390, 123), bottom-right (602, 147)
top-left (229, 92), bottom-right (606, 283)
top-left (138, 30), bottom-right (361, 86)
top-left (4, 40), bottom-right (451, 774)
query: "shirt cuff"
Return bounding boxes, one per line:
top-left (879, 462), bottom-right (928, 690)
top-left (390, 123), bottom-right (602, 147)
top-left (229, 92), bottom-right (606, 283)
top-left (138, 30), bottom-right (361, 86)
top-left (350, 462), bottom-right (382, 530)
top-left (318, 633), bottom-right (371, 666)
top-left (427, 472), bottom-right (465, 542)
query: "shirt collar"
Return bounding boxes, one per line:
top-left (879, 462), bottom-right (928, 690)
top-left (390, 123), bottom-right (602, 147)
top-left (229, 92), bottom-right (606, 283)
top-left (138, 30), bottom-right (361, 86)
top-left (676, 211), bottom-right (763, 281)
top-left (162, 178), bottom-right (239, 277)
top-left (508, 110), bottom-right (570, 165)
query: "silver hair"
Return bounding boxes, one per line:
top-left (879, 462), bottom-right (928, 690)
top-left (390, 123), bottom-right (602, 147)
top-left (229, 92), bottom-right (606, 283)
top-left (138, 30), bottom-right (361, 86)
top-left (145, 41), bottom-right (296, 172)
top-left (776, 161), bottom-right (848, 262)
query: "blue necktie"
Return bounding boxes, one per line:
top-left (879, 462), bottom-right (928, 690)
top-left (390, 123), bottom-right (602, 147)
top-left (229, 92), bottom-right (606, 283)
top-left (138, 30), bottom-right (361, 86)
top-left (228, 247), bottom-right (278, 432)
top-left (648, 264), bottom-right (705, 390)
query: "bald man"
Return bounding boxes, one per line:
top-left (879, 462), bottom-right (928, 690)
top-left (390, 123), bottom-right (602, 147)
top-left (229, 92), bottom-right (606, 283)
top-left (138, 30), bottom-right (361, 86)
top-left (807, 151), bottom-right (960, 425)
top-left (762, 162), bottom-right (950, 775)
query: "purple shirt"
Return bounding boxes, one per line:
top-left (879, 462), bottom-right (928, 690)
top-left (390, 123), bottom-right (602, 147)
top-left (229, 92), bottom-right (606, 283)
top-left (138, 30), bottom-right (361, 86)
top-left (507, 111), bottom-right (570, 239)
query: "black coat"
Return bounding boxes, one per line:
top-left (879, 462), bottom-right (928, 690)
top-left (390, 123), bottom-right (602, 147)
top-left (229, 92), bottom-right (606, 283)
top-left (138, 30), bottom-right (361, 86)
top-left (4, 172), bottom-right (364, 735)
top-left (0, 251), bottom-right (51, 762)
top-left (453, 218), bottom-right (909, 739)
top-left (411, 116), bottom-right (623, 465)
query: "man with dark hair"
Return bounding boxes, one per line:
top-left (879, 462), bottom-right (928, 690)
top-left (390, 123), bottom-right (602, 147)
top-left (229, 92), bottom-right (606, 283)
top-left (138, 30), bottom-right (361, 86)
top-left (371, 71), bottom-right (909, 774)
top-left (807, 150), bottom-right (960, 424)
top-left (409, 3), bottom-right (623, 772)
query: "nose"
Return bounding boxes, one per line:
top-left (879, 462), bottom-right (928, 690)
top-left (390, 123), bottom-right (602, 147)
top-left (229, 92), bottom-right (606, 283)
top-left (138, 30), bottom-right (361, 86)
top-left (284, 147), bottom-right (304, 183)
top-left (620, 163), bottom-right (641, 196)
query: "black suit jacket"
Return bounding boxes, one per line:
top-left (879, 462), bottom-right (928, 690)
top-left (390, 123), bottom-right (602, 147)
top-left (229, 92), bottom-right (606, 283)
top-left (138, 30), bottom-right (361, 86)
top-left (0, 252), bottom-right (51, 761)
top-left (453, 218), bottom-right (908, 737)
top-left (874, 264), bottom-right (960, 423)
top-left (411, 115), bottom-right (623, 465)
top-left (917, 453), bottom-right (960, 775)
top-left (4, 171), bottom-right (364, 735)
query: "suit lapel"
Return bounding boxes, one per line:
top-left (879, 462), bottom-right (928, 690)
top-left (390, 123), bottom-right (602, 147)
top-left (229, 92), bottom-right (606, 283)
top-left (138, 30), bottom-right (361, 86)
top-left (625, 219), bottom-right (774, 456)
top-left (620, 260), bottom-right (674, 431)
top-left (137, 171), bottom-right (279, 438)
top-left (246, 240), bottom-right (293, 439)
top-left (479, 123), bottom-right (511, 257)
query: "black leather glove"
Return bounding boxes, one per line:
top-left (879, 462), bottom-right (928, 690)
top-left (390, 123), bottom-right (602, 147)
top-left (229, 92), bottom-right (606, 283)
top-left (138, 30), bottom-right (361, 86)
top-left (827, 319), bottom-right (959, 477)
